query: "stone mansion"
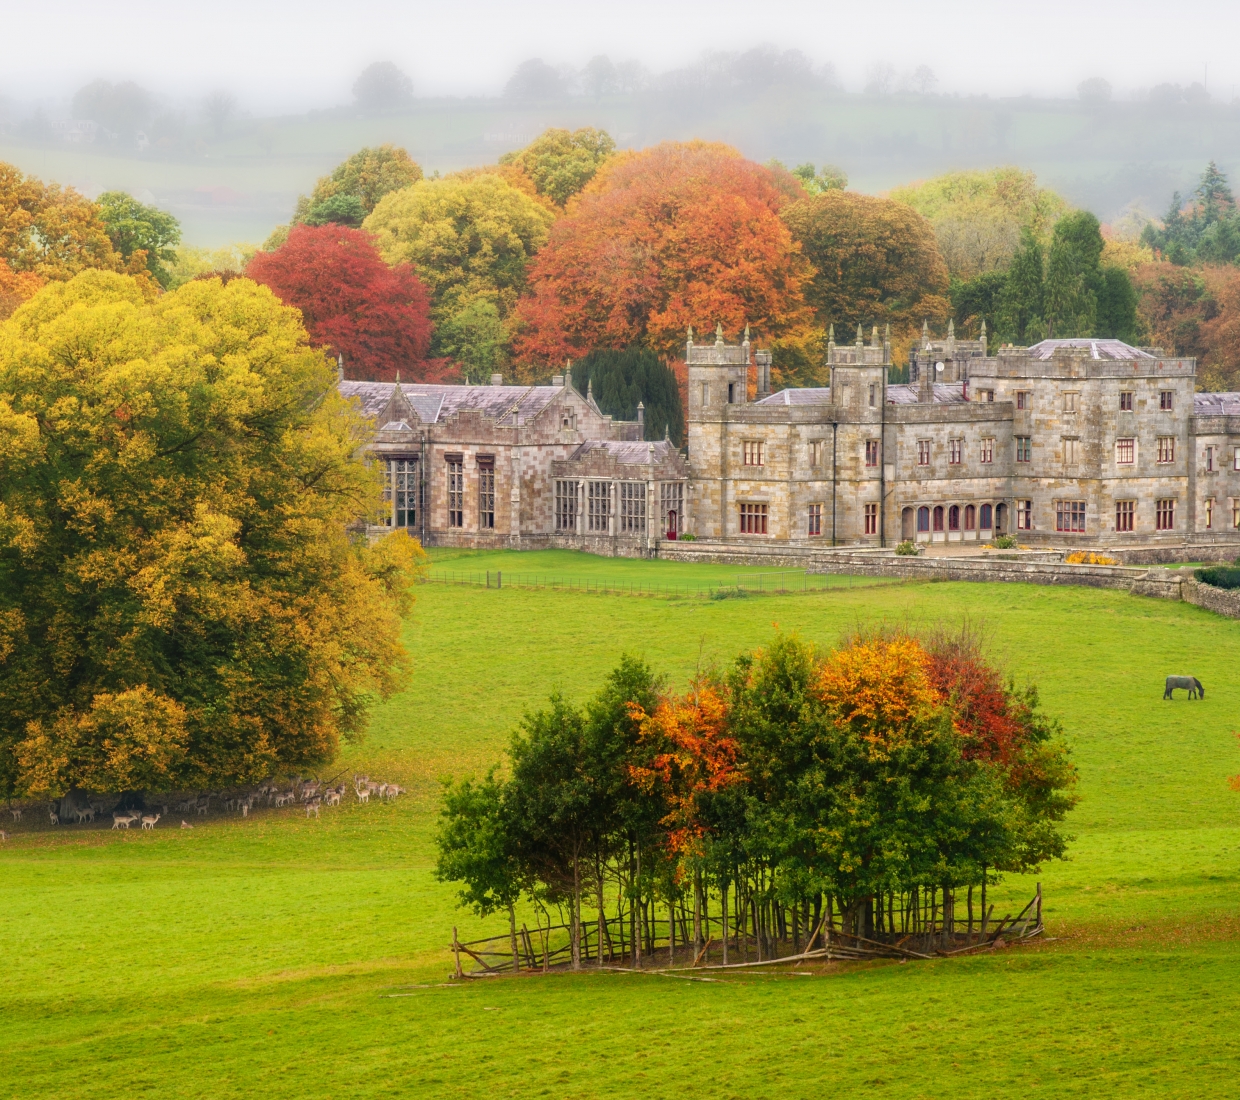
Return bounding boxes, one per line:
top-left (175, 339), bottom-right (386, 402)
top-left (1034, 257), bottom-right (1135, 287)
top-left (343, 324), bottom-right (1240, 554)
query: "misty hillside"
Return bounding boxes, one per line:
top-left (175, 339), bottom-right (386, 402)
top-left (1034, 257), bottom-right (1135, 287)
top-left (3, 83), bottom-right (1238, 246)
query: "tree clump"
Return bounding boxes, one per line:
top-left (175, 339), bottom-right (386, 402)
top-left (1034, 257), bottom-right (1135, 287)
top-left (513, 141), bottom-right (812, 374)
top-left (365, 174), bottom-right (555, 381)
top-left (499, 127), bottom-right (617, 208)
top-left (293, 145), bottom-right (424, 231)
top-left (0, 162), bottom-right (122, 286)
top-left (95, 191), bottom-right (182, 288)
top-left (782, 188), bottom-right (951, 361)
top-left (437, 631), bottom-right (1077, 968)
top-left (0, 271), bottom-right (425, 798)
top-left (247, 223), bottom-right (433, 381)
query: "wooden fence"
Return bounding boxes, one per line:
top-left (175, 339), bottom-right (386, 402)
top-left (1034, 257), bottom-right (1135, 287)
top-left (450, 885), bottom-right (1044, 977)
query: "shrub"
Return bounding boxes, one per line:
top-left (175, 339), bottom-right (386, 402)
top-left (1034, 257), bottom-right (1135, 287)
top-left (678, 532), bottom-right (696, 541)
top-left (990, 534), bottom-right (1018, 549)
top-left (894, 540), bottom-right (918, 556)
top-left (1196, 566), bottom-right (1240, 589)
top-left (1066, 551), bottom-right (1118, 565)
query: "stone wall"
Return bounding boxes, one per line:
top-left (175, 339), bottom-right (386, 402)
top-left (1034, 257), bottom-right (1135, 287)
top-left (1181, 577), bottom-right (1240, 619)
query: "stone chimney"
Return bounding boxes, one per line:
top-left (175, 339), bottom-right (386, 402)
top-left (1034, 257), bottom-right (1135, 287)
top-left (490, 373), bottom-right (503, 386)
top-left (637, 401), bottom-right (645, 435)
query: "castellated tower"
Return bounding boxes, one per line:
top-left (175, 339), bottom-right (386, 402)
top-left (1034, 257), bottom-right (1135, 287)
top-left (827, 323), bottom-right (890, 410)
top-left (686, 323), bottom-right (751, 417)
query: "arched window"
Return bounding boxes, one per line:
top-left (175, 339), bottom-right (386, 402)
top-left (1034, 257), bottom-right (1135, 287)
top-left (933, 505), bottom-right (945, 531)
top-left (980, 503), bottom-right (993, 529)
top-left (964, 504), bottom-right (976, 530)
top-left (917, 506), bottom-right (930, 532)
top-left (948, 505), bottom-right (960, 531)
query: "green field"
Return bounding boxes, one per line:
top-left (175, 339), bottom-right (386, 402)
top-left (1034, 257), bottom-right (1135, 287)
top-left (4, 551), bottom-right (1240, 1098)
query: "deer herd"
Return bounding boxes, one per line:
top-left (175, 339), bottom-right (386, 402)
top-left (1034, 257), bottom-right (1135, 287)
top-left (4, 774), bottom-right (405, 836)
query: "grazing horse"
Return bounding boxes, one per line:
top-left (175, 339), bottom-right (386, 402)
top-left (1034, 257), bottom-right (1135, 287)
top-left (1164, 675), bottom-right (1204, 699)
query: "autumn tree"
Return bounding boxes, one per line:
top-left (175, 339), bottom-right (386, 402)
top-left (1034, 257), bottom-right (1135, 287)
top-left (0, 260), bottom-right (43, 321)
top-left (499, 127), bottom-right (617, 207)
top-left (782, 189), bottom-right (950, 357)
top-left (513, 141), bottom-right (812, 376)
top-left (95, 191), bottom-right (182, 287)
top-left (891, 168), bottom-right (1067, 280)
top-left (246, 223), bottom-right (432, 381)
top-left (365, 174), bottom-right (554, 380)
top-left (1, 162), bottom-right (121, 281)
top-left (295, 145), bottom-right (424, 229)
top-left (0, 271), bottom-right (425, 799)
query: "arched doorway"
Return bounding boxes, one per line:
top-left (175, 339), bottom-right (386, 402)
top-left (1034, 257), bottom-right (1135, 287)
top-left (901, 507), bottom-right (914, 540)
top-left (948, 505), bottom-right (960, 531)
top-left (932, 506), bottom-right (945, 532)
top-left (917, 506), bottom-right (930, 537)
top-left (994, 502), bottom-right (1007, 534)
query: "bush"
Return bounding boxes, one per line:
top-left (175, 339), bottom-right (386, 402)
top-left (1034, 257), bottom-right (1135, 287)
top-left (678, 532), bottom-right (696, 541)
top-left (894, 540), bottom-right (918, 556)
top-left (710, 585), bottom-right (748, 600)
top-left (1066, 551), bottom-right (1118, 565)
top-left (990, 535), bottom-right (1017, 549)
top-left (1196, 566), bottom-right (1240, 589)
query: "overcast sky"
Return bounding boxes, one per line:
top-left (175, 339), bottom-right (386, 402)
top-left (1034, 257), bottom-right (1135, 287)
top-left (4, 0), bottom-right (1239, 110)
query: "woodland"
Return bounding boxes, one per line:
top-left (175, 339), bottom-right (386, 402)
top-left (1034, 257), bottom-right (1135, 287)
top-left (5, 133), bottom-right (1240, 407)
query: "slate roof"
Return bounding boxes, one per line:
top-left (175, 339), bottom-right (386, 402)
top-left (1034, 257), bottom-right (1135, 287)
top-left (755, 384), bottom-right (969, 406)
top-left (568, 439), bottom-right (681, 465)
top-left (340, 381), bottom-right (566, 427)
top-left (754, 388), bottom-right (833, 406)
top-left (1194, 392), bottom-right (1240, 415)
top-left (886, 383), bottom-right (969, 405)
top-left (1024, 338), bottom-right (1155, 361)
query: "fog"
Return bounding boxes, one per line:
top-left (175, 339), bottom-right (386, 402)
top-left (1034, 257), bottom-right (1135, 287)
top-left (3, 0), bottom-right (1239, 247)
top-left (4, 0), bottom-right (1239, 108)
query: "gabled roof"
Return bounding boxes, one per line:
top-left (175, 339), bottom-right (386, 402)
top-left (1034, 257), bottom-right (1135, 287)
top-left (754, 388), bottom-right (832, 406)
top-left (1024, 339), bottom-right (1155, 361)
top-left (886, 383), bottom-right (969, 405)
top-left (340, 381), bottom-right (570, 427)
top-left (1194, 392), bottom-right (1240, 415)
top-left (567, 439), bottom-right (681, 465)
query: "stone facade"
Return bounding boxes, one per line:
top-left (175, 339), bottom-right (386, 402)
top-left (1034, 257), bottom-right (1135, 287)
top-left (686, 323), bottom-right (1240, 551)
top-left (341, 370), bottom-right (688, 553)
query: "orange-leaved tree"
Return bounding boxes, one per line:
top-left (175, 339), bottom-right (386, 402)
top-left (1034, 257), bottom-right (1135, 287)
top-left (812, 632), bottom-right (943, 760)
top-left (629, 678), bottom-right (744, 858)
top-left (0, 162), bottom-right (122, 284)
top-left (511, 141), bottom-right (813, 376)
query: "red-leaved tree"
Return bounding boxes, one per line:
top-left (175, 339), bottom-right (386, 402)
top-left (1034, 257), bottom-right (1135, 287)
top-left (511, 142), bottom-right (812, 373)
top-left (246, 223), bottom-right (436, 382)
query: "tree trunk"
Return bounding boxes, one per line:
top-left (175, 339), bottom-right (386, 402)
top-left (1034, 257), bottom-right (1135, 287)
top-left (693, 867), bottom-right (702, 952)
top-left (508, 903), bottom-right (520, 974)
top-left (597, 856), bottom-right (606, 968)
top-left (571, 852), bottom-right (581, 970)
top-left (721, 881), bottom-right (730, 965)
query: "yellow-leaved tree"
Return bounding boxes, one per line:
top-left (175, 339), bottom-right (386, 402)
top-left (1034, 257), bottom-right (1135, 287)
top-left (0, 271), bottom-right (426, 798)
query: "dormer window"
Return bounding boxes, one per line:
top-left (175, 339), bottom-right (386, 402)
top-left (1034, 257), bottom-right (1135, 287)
top-left (561, 407), bottom-right (575, 430)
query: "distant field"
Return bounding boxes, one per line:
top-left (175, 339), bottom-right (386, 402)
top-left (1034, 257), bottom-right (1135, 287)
top-left (4, 554), bottom-right (1240, 1097)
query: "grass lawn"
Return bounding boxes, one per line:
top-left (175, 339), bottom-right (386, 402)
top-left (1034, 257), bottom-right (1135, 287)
top-left (4, 552), bottom-right (1240, 1098)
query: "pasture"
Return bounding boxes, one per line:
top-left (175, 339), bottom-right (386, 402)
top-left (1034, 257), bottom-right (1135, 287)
top-left (3, 552), bottom-right (1240, 1098)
